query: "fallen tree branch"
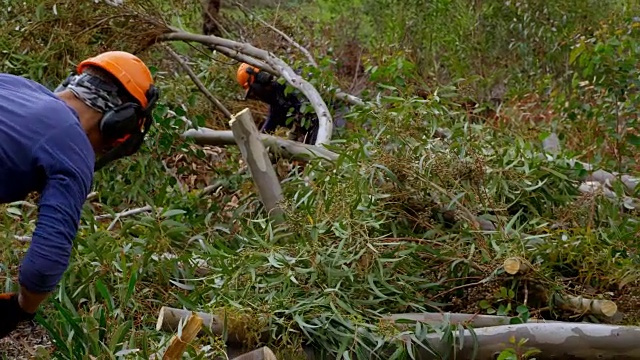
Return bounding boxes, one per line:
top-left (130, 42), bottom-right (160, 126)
top-left (199, 168), bottom-right (248, 197)
top-left (414, 322), bottom-right (640, 360)
top-left (383, 312), bottom-right (559, 329)
top-left (157, 307), bottom-right (640, 359)
top-left (230, 108), bottom-right (285, 222)
top-left (163, 44), bottom-right (233, 119)
top-left (554, 294), bottom-right (618, 318)
top-left (182, 127), bottom-right (339, 162)
top-left (14, 204), bottom-right (158, 242)
top-left (95, 205), bottom-right (155, 221)
top-left (161, 312), bottom-right (204, 360)
top-left (159, 28), bottom-right (333, 146)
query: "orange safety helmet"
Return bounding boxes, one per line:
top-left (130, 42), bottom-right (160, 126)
top-left (77, 51), bottom-right (154, 108)
top-left (237, 63), bottom-right (260, 89)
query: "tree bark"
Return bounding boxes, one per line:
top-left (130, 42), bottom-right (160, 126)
top-left (384, 312), bottom-right (558, 329)
top-left (413, 322), bottom-right (640, 360)
top-left (182, 127), bottom-right (339, 162)
top-left (230, 108), bottom-right (285, 222)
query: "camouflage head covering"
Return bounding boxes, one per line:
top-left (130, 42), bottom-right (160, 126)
top-left (65, 73), bottom-right (123, 113)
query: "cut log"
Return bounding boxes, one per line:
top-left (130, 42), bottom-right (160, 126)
top-left (181, 128), bottom-right (339, 162)
top-left (162, 312), bottom-right (204, 360)
top-left (554, 294), bottom-right (618, 318)
top-left (230, 347), bottom-right (278, 360)
top-left (414, 322), bottom-right (640, 360)
top-left (384, 312), bottom-right (558, 329)
top-left (503, 257), bottom-right (531, 275)
top-left (230, 108), bottom-right (285, 222)
top-left (156, 306), bottom-right (270, 345)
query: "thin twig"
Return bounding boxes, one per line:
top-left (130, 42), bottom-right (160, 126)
top-left (162, 160), bottom-right (187, 194)
top-left (163, 44), bottom-right (233, 119)
top-left (233, 1), bottom-right (318, 67)
top-left (95, 205), bottom-right (155, 221)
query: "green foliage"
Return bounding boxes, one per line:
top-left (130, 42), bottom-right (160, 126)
top-left (1, 0), bottom-right (640, 358)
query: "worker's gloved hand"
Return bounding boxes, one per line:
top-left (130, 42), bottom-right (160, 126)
top-left (0, 293), bottom-right (36, 339)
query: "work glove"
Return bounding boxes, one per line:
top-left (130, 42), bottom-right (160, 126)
top-left (0, 293), bottom-right (36, 339)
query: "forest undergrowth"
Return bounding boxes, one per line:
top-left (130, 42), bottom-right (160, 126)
top-left (1, 0), bottom-right (640, 359)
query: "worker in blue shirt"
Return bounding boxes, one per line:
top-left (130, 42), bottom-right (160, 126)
top-left (0, 51), bottom-right (159, 338)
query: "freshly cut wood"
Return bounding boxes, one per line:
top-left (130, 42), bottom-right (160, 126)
top-left (230, 347), bottom-right (278, 360)
top-left (162, 312), bottom-right (204, 360)
top-left (503, 257), bottom-right (531, 275)
top-left (182, 128), bottom-right (339, 162)
top-left (384, 312), bottom-right (558, 329)
top-left (230, 108), bottom-right (285, 222)
top-left (414, 322), bottom-right (640, 360)
top-left (554, 294), bottom-right (618, 317)
top-left (156, 307), bottom-right (270, 345)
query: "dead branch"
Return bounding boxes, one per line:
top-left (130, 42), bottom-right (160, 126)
top-left (182, 127), bottom-right (339, 162)
top-left (163, 44), bottom-right (233, 119)
top-left (159, 28), bottom-right (333, 146)
top-left (230, 347), bottom-right (278, 360)
top-left (230, 108), bottom-right (285, 222)
top-left (162, 313), bottom-right (204, 360)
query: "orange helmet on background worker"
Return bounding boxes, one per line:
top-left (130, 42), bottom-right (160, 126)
top-left (236, 63), bottom-right (273, 100)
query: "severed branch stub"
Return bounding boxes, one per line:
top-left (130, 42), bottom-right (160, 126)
top-left (554, 294), bottom-right (618, 318)
top-left (503, 257), bottom-right (532, 275)
top-left (156, 306), bottom-right (270, 345)
top-left (230, 108), bottom-right (285, 223)
top-left (161, 312), bottom-right (204, 360)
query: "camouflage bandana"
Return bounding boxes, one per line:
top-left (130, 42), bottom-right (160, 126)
top-left (66, 73), bottom-right (122, 113)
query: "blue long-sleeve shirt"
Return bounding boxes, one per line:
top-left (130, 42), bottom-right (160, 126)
top-left (0, 73), bottom-right (94, 293)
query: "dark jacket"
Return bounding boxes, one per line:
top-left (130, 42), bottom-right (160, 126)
top-left (249, 78), bottom-right (347, 145)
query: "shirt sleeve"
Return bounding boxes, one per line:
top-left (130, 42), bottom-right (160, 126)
top-left (18, 124), bottom-right (94, 293)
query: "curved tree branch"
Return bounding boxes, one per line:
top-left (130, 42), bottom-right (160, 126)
top-left (159, 28), bottom-right (334, 146)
